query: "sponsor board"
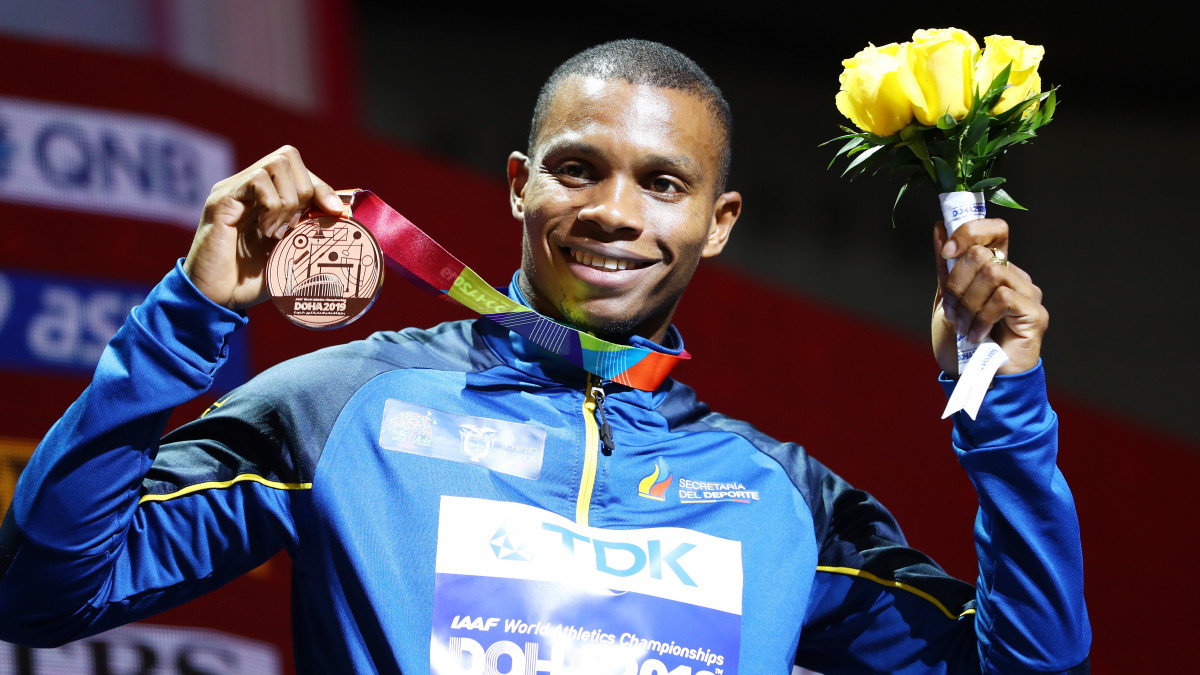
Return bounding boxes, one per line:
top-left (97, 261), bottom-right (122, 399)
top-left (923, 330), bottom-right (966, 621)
top-left (431, 496), bottom-right (743, 674)
top-left (0, 622), bottom-right (281, 674)
top-left (0, 268), bottom-right (249, 391)
top-left (0, 95), bottom-right (233, 227)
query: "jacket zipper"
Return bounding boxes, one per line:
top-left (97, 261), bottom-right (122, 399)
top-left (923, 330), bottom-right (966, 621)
top-left (576, 374), bottom-right (615, 526)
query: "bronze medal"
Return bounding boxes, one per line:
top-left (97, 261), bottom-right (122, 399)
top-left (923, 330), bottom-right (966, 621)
top-left (266, 214), bottom-right (384, 329)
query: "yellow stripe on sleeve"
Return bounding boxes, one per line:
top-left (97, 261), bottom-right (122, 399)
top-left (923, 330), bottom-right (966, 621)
top-left (139, 474), bottom-right (312, 505)
top-left (815, 565), bottom-right (977, 621)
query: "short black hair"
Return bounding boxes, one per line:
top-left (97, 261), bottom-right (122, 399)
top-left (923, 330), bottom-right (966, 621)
top-left (528, 39), bottom-right (733, 191)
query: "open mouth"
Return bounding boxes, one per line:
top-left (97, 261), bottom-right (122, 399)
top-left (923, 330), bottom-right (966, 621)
top-left (567, 248), bottom-right (653, 271)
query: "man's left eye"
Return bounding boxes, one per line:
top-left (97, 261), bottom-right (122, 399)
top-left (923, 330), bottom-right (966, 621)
top-left (650, 177), bottom-right (683, 194)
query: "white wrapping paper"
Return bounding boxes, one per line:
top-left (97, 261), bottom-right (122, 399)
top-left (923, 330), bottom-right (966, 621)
top-left (938, 191), bottom-right (1009, 419)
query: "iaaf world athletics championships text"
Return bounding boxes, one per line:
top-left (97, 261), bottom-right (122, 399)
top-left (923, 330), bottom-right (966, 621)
top-left (446, 616), bottom-right (727, 669)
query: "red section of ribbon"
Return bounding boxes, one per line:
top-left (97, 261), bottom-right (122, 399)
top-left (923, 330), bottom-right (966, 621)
top-left (347, 190), bottom-right (466, 297)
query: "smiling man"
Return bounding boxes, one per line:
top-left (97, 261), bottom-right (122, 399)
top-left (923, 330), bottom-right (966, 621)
top-left (510, 56), bottom-right (741, 343)
top-left (0, 40), bottom-right (1089, 673)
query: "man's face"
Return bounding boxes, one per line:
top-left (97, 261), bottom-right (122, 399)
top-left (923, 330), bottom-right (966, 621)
top-left (509, 75), bottom-right (740, 344)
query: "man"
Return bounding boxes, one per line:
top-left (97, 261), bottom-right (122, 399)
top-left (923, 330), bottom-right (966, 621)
top-left (0, 40), bottom-right (1089, 673)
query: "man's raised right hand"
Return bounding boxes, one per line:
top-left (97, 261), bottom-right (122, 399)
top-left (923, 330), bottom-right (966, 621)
top-left (182, 146), bottom-right (343, 311)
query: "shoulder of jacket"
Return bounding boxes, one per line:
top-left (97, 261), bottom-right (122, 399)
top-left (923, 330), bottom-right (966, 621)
top-left (679, 406), bottom-right (843, 515)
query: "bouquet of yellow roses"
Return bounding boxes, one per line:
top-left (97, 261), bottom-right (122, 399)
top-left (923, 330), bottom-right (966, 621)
top-left (828, 28), bottom-right (1055, 219)
top-left (828, 28), bottom-right (1057, 419)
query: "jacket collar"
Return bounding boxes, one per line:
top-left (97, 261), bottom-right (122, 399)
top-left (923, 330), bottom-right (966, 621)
top-left (476, 272), bottom-right (688, 402)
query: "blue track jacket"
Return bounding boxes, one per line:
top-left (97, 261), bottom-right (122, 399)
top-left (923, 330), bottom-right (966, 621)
top-left (0, 264), bottom-right (1090, 673)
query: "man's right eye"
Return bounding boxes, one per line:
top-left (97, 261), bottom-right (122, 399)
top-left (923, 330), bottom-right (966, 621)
top-left (554, 163), bottom-right (588, 180)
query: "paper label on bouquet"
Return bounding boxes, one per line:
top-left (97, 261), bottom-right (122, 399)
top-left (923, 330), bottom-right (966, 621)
top-left (941, 338), bottom-right (1009, 420)
top-left (938, 191), bottom-right (1006, 419)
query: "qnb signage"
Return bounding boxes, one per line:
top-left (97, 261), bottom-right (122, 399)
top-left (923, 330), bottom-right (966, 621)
top-left (0, 95), bottom-right (233, 228)
top-left (0, 622), bottom-right (281, 675)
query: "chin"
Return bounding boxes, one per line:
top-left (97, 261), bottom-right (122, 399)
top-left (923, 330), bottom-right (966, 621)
top-left (559, 301), bottom-right (641, 342)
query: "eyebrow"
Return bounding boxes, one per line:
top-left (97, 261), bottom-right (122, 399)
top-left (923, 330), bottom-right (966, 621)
top-left (540, 141), bottom-right (705, 184)
top-left (643, 153), bottom-right (703, 184)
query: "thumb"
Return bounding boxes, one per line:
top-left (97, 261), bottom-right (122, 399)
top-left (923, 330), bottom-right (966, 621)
top-left (312, 177), bottom-right (345, 215)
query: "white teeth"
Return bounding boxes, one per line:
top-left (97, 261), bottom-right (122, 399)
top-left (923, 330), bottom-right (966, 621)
top-left (571, 249), bottom-right (634, 271)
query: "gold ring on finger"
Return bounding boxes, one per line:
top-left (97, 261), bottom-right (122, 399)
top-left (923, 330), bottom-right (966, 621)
top-left (989, 247), bottom-right (1010, 267)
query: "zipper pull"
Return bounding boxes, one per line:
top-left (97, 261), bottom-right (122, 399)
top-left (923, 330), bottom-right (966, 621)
top-left (590, 384), bottom-right (616, 456)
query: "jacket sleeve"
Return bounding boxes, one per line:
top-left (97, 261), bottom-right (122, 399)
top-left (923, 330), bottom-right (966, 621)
top-left (0, 262), bottom-right (301, 648)
top-left (794, 364), bottom-right (1091, 674)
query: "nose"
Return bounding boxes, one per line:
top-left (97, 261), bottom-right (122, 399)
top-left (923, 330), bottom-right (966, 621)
top-left (577, 175), bottom-right (642, 234)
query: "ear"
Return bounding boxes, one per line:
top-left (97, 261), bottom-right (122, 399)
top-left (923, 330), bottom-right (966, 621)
top-left (507, 151), bottom-right (530, 222)
top-left (701, 190), bottom-right (742, 258)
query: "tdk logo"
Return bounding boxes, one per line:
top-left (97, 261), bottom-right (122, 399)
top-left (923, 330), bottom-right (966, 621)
top-left (490, 521), bottom-right (697, 587)
top-left (489, 525), bottom-right (532, 562)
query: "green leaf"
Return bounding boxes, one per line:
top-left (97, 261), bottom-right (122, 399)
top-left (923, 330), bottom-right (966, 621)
top-left (992, 131), bottom-right (1037, 151)
top-left (819, 134), bottom-right (858, 147)
top-left (994, 93), bottom-right (1044, 126)
top-left (931, 156), bottom-right (958, 193)
top-left (970, 177), bottom-right (1006, 191)
top-left (841, 144), bottom-right (883, 176)
top-left (847, 144), bottom-right (895, 178)
top-left (988, 187), bottom-right (1027, 210)
top-left (891, 182), bottom-right (910, 228)
top-left (963, 114), bottom-right (990, 153)
top-left (839, 136), bottom-right (867, 153)
top-left (986, 63), bottom-right (1012, 96)
top-left (1039, 88), bottom-right (1057, 126)
top-left (979, 63), bottom-right (1013, 111)
top-left (936, 113), bottom-right (957, 130)
top-left (826, 136), bottom-right (865, 168)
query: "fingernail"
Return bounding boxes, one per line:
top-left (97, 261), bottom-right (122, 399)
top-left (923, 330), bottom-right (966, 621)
top-left (942, 241), bottom-right (958, 257)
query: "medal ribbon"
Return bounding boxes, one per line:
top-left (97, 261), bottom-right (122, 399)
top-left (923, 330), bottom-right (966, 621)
top-left (342, 189), bottom-right (689, 391)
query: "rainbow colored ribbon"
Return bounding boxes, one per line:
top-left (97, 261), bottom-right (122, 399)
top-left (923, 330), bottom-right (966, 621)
top-left (347, 189), bottom-right (689, 391)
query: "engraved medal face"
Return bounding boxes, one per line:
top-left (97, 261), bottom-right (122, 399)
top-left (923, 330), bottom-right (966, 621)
top-left (267, 215), bottom-right (383, 329)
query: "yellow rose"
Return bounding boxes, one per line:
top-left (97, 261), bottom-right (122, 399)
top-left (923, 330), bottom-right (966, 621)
top-left (835, 42), bottom-right (923, 137)
top-left (907, 28), bottom-right (979, 125)
top-left (975, 35), bottom-right (1044, 115)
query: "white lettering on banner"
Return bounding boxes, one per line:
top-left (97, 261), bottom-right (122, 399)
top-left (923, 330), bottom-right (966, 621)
top-left (25, 284), bottom-right (142, 366)
top-left (435, 497), bottom-right (742, 614)
top-left (0, 622), bottom-right (281, 674)
top-left (0, 95), bottom-right (233, 227)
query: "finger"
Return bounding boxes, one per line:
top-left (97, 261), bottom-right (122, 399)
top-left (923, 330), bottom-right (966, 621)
top-left (941, 217), bottom-right (1010, 260)
top-left (952, 249), bottom-right (1040, 336)
top-left (272, 145), bottom-right (342, 215)
top-left (262, 155), bottom-right (300, 238)
top-left (966, 283), bottom-right (1046, 344)
top-left (234, 167), bottom-right (283, 236)
top-left (279, 146), bottom-right (316, 226)
top-left (310, 172), bottom-right (344, 215)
